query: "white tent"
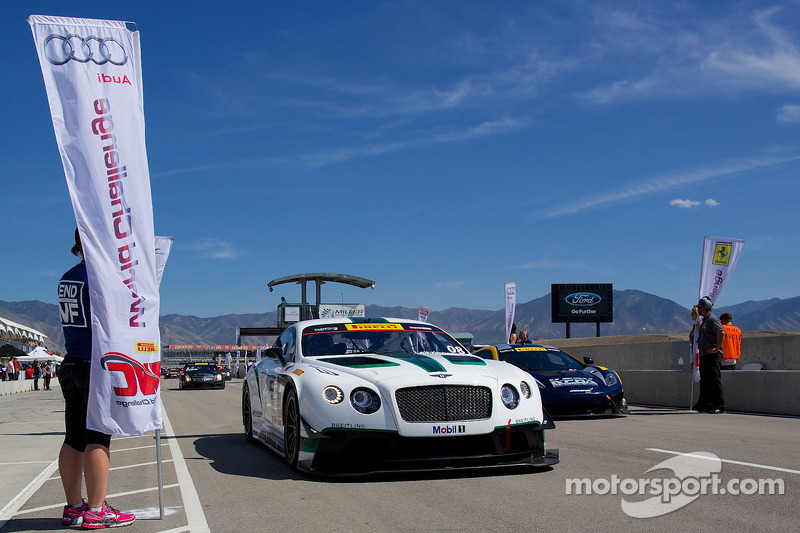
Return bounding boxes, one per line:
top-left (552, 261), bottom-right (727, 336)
top-left (17, 346), bottom-right (64, 363)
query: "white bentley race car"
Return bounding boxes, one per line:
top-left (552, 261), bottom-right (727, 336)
top-left (242, 318), bottom-right (558, 475)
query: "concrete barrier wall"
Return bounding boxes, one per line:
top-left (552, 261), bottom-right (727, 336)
top-left (541, 331), bottom-right (800, 415)
top-left (620, 370), bottom-right (800, 416)
top-left (0, 377), bottom-right (60, 396)
top-left (543, 332), bottom-right (800, 371)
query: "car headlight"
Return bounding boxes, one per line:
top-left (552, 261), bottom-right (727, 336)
top-left (500, 384), bottom-right (520, 409)
top-left (350, 388), bottom-right (381, 414)
top-left (322, 385), bottom-right (344, 404)
top-left (184, 375), bottom-right (191, 382)
top-left (520, 381), bottom-right (532, 399)
top-left (216, 374), bottom-right (222, 381)
top-left (604, 372), bottom-right (618, 387)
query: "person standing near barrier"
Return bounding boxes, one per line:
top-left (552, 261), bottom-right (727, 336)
top-left (719, 312), bottom-right (741, 370)
top-left (33, 360), bottom-right (41, 390)
top-left (58, 229), bottom-right (135, 528)
top-left (44, 360), bottom-right (53, 390)
top-left (696, 297), bottom-right (726, 413)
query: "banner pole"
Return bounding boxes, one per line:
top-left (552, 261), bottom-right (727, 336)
top-left (155, 427), bottom-right (164, 519)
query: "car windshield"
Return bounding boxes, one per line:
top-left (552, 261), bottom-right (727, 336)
top-left (500, 348), bottom-right (584, 371)
top-left (184, 364), bottom-right (218, 373)
top-left (301, 322), bottom-right (466, 358)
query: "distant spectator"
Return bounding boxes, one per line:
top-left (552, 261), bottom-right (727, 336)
top-left (44, 361), bottom-right (53, 390)
top-left (33, 360), bottom-right (40, 390)
top-left (720, 312), bottom-right (741, 370)
top-left (518, 330), bottom-right (530, 345)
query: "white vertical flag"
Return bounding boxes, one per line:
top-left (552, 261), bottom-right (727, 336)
top-left (699, 237), bottom-right (745, 304)
top-left (30, 15), bottom-right (161, 436)
top-left (154, 236), bottom-right (174, 288)
top-left (505, 282), bottom-right (516, 343)
top-left (418, 306), bottom-right (430, 322)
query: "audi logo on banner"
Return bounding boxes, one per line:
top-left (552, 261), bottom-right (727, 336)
top-left (43, 34), bottom-right (128, 66)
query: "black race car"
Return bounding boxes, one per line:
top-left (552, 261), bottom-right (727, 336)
top-left (179, 362), bottom-right (226, 390)
top-left (474, 344), bottom-right (627, 417)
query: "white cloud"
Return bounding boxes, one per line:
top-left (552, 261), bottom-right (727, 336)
top-left (182, 238), bottom-right (241, 260)
top-left (511, 259), bottom-right (590, 270)
top-left (670, 199), bottom-right (700, 208)
top-left (435, 280), bottom-right (465, 290)
top-left (777, 104), bottom-right (800, 123)
top-left (537, 152), bottom-right (800, 219)
top-left (705, 198), bottom-right (720, 207)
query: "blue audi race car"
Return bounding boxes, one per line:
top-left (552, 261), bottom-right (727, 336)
top-left (474, 344), bottom-right (628, 417)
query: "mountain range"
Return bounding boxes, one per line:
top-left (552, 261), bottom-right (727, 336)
top-left (2, 290), bottom-right (799, 355)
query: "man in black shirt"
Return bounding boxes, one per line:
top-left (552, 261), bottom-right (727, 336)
top-left (696, 297), bottom-right (726, 413)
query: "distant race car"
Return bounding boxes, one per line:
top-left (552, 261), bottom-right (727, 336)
top-left (162, 367), bottom-right (181, 379)
top-left (179, 362), bottom-right (226, 390)
top-left (473, 344), bottom-right (627, 417)
top-left (242, 317), bottom-right (559, 475)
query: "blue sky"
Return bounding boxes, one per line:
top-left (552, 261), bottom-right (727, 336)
top-left (3, 1), bottom-right (800, 318)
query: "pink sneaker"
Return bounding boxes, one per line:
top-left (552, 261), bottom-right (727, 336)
top-left (62, 499), bottom-right (88, 526)
top-left (81, 502), bottom-right (135, 529)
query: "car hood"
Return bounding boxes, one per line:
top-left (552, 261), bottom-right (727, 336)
top-left (531, 368), bottom-right (611, 390)
top-left (312, 352), bottom-right (501, 384)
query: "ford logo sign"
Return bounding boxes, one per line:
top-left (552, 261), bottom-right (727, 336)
top-left (565, 292), bottom-right (602, 306)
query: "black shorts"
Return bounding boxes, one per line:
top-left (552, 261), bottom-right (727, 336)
top-left (59, 359), bottom-right (111, 452)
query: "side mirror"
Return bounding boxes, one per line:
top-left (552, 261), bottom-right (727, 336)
top-left (583, 357), bottom-right (595, 365)
top-left (265, 347), bottom-right (286, 366)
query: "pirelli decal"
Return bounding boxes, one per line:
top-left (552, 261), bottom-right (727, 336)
top-left (345, 323), bottom-right (403, 331)
top-left (135, 342), bottom-right (158, 353)
top-left (515, 347), bottom-right (547, 352)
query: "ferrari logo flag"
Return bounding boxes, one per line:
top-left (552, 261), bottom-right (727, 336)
top-left (699, 237), bottom-right (745, 304)
top-left (30, 15), bottom-right (161, 436)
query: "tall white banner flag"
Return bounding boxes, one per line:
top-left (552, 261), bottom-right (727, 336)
top-left (505, 282), bottom-right (516, 343)
top-left (699, 237), bottom-right (745, 304)
top-left (155, 236), bottom-right (174, 288)
top-left (418, 306), bottom-right (430, 322)
top-left (30, 15), bottom-right (161, 436)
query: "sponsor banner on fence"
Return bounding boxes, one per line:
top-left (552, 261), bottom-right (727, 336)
top-left (319, 304), bottom-right (366, 319)
top-left (699, 237), bottom-right (745, 304)
top-left (30, 15), bottom-right (161, 436)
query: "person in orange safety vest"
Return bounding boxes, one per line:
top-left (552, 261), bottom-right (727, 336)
top-left (719, 312), bottom-right (741, 370)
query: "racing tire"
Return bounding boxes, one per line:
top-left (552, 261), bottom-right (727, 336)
top-left (243, 384), bottom-right (255, 443)
top-left (283, 388), bottom-right (300, 468)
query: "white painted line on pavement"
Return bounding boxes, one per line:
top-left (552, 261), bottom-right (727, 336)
top-left (113, 444), bottom-right (158, 453)
top-left (0, 457), bottom-right (59, 528)
top-left (13, 484), bottom-right (182, 515)
top-left (48, 459), bottom-right (176, 480)
top-left (162, 406), bottom-right (211, 532)
top-left (647, 448), bottom-right (800, 475)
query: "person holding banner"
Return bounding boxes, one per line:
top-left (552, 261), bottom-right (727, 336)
top-left (58, 230), bottom-right (135, 528)
top-left (696, 297), bottom-right (726, 414)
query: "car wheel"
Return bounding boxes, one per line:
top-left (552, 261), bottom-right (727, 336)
top-left (284, 388), bottom-right (300, 468)
top-left (243, 384), bottom-right (255, 443)
top-left (220, 382), bottom-right (226, 389)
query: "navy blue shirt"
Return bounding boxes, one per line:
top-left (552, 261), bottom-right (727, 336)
top-left (58, 262), bottom-right (92, 360)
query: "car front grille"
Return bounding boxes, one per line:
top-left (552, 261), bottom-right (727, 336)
top-left (395, 385), bottom-right (492, 422)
